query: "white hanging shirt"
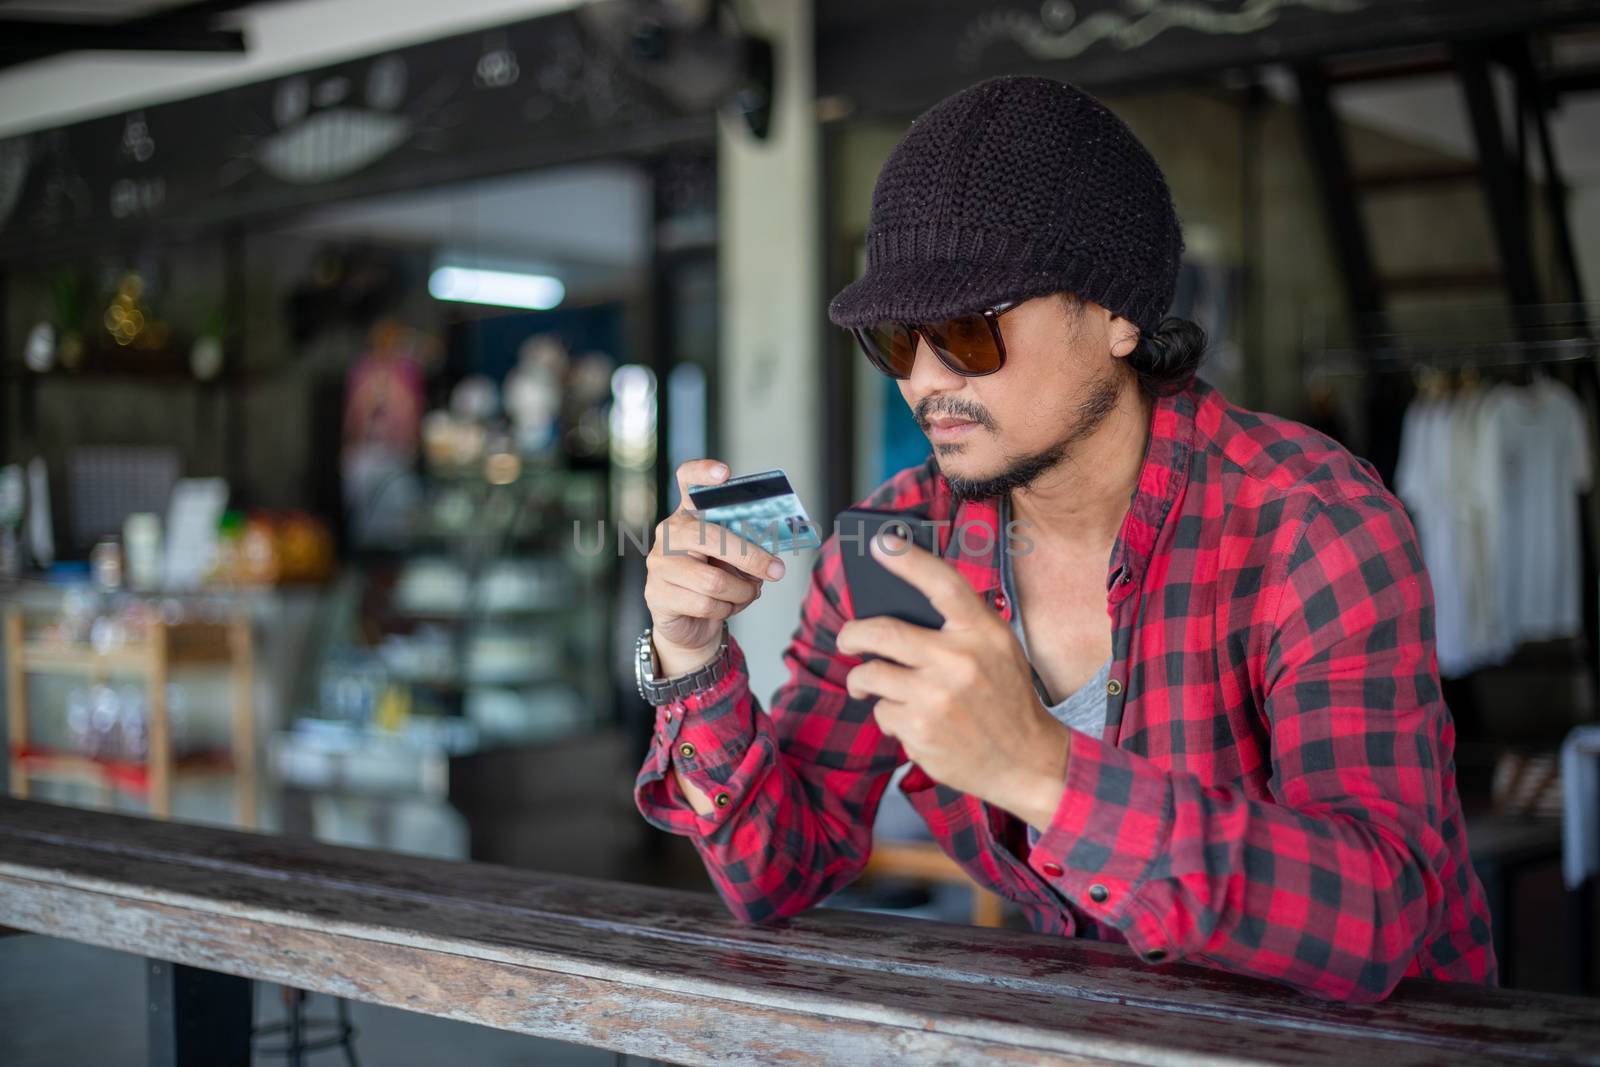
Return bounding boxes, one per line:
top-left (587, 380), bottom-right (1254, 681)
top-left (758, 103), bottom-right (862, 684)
top-left (1452, 387), bottom-right (1515, 669)
top-left (1479, 378), bottom-right (1592, 645)
top-left (1397, 396), bottom-right (1473, 677)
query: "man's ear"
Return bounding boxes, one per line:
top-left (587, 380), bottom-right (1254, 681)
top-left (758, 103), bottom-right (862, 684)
top-left (1109, 316), bottom-right (1141, 361)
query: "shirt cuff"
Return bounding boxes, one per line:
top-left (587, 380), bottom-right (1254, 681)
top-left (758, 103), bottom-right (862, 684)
top-left (1027, 729), bottom-right (1178, 963)
top-left (634, 639), bottom-right (769, 837)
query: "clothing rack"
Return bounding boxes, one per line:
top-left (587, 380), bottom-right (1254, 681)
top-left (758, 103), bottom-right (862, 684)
top-left (1301, 304), bottom-right (1600, 788)
top-left (1303, 300), bottom-right (1600, 381)
top-left (1305, 335), bottom-right (1597, 379)
top-left (1302, 303), bottom-right (1600, 478)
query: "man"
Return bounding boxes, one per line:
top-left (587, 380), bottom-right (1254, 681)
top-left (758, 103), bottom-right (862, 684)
top-left (632, 75), bottom-right (1495, 1003)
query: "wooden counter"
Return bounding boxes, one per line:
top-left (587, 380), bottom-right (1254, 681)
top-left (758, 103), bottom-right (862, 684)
top-left (0, 797), bottom-right (1595, 1066)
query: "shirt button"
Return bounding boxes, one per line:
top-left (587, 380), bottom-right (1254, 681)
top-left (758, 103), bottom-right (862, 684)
top-left (992, 592), bottom-right (1008, 612)
top-left (1144, 949), bottom-right (1167, 964)
top-left (1106, 678), bottom-right (1123, 696)
top-left (714, 792), bottom-right (731, 808)
top-left (1040, 861), bottom-right (1064, 877)
top-left (678, 742), bottom-right (696, 759)
top-left (1088, 883), bottom-right (1109, 903)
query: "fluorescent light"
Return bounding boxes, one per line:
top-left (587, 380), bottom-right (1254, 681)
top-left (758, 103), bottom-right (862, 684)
top-left (428, 266), bottom-right (565, 310)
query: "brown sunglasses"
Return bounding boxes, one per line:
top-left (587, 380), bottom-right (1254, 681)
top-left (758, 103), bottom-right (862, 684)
top-left (850, 301), bottom-right (1021, 380)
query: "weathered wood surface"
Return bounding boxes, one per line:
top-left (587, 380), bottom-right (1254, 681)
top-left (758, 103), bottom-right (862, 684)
top-left (0, 799), bottom-right (1595, 1066)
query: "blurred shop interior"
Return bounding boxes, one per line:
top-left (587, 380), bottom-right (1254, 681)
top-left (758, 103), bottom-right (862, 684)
top-left (0, 3), bottom-right (728, 887)
top-left (2, 0), bottom-right (1600, 1007)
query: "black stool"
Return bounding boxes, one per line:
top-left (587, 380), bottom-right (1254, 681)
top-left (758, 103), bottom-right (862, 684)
top-left (252, 986), bottom-right (359, 1067)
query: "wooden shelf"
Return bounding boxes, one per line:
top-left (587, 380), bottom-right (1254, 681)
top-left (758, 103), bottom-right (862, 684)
top-left (18, 628), bottom-right (238, 675)
top-left (11, 746), bottom-right (235, 796)
top-left (17, 643), bottom-right (151, 675)
top-left (7, 609), bottom-right (257, 826)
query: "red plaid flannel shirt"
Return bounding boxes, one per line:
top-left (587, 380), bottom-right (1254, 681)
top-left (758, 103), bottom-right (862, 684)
top-left (635, 379), bottom-right (1496, 1002)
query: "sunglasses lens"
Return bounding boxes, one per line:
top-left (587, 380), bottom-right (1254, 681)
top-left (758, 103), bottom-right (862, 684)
top-left (923, 314), bottom-right (1003, 375)
top-left (854, 323), bottom-right (917, 379)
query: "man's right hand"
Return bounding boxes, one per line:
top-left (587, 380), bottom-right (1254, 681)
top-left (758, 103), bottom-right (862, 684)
top-left (644, 459), bottom-right (789, 677)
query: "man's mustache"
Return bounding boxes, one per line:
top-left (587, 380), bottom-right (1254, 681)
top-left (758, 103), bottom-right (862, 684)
top-left (915, 396), bottom-right (996, 432)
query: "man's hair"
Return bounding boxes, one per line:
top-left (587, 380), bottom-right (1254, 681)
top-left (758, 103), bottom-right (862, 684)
top-left (1060, 291), bottom-right (1208, 396)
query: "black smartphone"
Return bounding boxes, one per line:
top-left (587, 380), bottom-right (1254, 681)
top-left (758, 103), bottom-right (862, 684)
top-left (836, 508), bottom-right (945, 630)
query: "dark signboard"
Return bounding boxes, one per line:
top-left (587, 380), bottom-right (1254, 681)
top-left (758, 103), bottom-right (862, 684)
top-left (818, 0), bottom-right (1600, 116)
top-left (0, 10), bottom-right (713, 259)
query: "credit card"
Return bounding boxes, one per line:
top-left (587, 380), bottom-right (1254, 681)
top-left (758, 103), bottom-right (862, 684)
top-left (686, 468), bottom-right (823, 554)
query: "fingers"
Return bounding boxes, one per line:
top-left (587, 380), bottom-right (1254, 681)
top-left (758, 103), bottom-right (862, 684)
top-left (835, 616), bottom-right (935, 666)
top-left (663, 460), bottom-right (788, 583)
top-left (675, 557), bottom-right (762, 606)
top-left (647, 460), bottom-right (780, 645)
top-left (871, 532), bottom-right (982, 625)
top-left (674, 458), bottom-right (730, 510)
top-left (647, 539), bottom-right (763, 610)
top-left (869, 698), bottom-right (915, 741)
top-left (844, 656), bottom-right (919, 704)
top-left (655, 510), bottom-right (787, 583)
top-left (648, 578), bottom-right (745, 622)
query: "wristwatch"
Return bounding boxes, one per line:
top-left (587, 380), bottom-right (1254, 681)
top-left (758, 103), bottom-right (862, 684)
top-left (635, 626), bottom-right (732, 705)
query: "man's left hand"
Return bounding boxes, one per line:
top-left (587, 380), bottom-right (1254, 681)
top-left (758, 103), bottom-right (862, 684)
top-left (835, 531), bottom-right (1073, 830)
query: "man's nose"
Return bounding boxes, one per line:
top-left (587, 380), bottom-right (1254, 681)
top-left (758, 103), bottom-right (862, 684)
top-left (906, 334), bottom-right (965, 395)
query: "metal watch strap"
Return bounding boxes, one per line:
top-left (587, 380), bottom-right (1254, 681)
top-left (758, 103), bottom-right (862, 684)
top-left (636, 626), bottom-right (730, 705)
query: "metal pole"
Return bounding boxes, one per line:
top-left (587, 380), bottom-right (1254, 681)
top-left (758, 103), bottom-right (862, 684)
top-left (147, 959), bottom-right (253, 1067)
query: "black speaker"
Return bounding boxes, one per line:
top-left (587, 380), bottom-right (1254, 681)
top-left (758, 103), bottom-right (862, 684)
top-left (578, 0), bottom-right (774, 141)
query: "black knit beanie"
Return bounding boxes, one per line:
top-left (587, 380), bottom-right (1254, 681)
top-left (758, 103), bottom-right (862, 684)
top-left (829, 76), bottom-right (1185, 338)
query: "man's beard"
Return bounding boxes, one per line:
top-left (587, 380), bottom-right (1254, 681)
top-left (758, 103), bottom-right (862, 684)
top-left (924, 368), bottom-right (1126, 503)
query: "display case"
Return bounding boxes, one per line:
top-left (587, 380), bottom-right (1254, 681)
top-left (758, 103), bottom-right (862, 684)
top-left (272, 447), bottom-right (622, 857)
top-left (366, 456), bottom-right (613, 744)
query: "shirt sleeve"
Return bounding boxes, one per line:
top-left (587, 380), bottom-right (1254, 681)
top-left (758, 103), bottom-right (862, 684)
top-left (1025, 492), bottom-right (1488, 1002)
top-left (634, 533), bottom-right (904, 923)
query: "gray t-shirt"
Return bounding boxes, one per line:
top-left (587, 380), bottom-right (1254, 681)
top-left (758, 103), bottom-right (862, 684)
top-left (1000, 496), bottom-right (1110, 843)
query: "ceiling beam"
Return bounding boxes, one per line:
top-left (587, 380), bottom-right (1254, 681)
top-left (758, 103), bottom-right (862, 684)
top-left (0, 0), bottom-right (259, 71)
top-left (1546, 63), bottom-right (1600, 96)
top-left (0, 21), bottom-right (246, 55)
